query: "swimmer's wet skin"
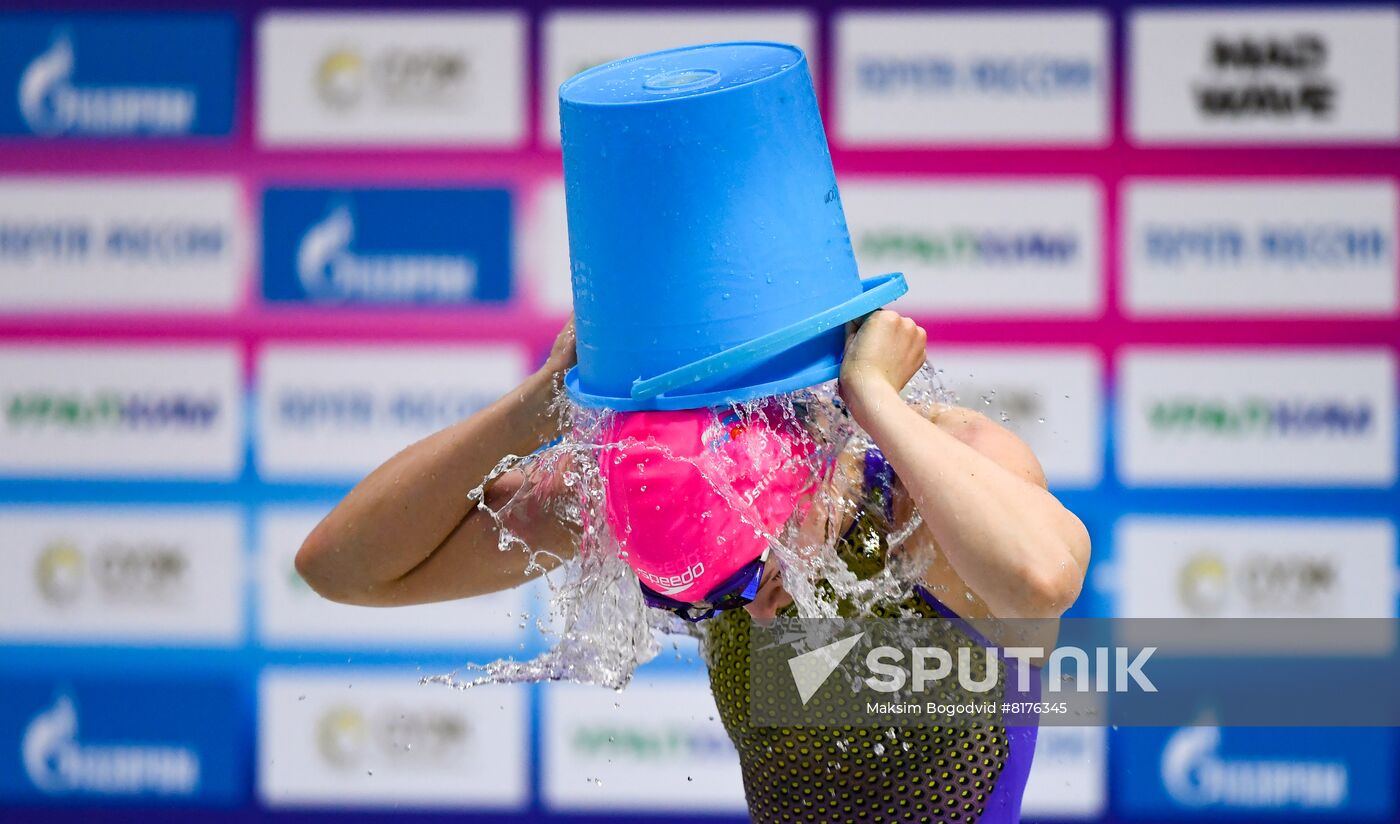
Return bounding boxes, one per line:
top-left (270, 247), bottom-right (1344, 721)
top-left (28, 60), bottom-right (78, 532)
top-left (294, 310), bottom-right (1091, 824)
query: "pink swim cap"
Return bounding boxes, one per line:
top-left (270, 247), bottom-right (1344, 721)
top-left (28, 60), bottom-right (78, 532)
top-left (599, 404), bottom-right (818, 602)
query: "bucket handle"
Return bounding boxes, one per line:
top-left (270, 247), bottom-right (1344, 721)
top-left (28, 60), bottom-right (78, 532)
top-left (630, 272), bottom-right (908, 402)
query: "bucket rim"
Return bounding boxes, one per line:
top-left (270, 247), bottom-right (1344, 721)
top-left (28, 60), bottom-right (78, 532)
top-left (564, 271), bottom-right (907, 412)
top-left (558, 40), bottom-right (808, 109)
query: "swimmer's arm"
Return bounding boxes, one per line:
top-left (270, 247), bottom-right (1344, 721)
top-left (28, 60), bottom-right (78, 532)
top-left (840, 312), bottom-right (1091, 620)
top-left (295, 320), bottom-right (579, 607)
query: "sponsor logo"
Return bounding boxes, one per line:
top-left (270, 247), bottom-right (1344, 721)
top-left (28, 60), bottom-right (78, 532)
top-left (1123, 180), bottom-right (1397, 316)
top-left (0, 677), bottom-right (242, 803)
top-left (1116, 727), bottom-right (1393, 818)
top-left (256, 346), bottom-right (526, 480)
top-left (296, 202), bottom-right (473, 303)
top-left (259, 671), bottom-right (527, 808)
top-left (856, 55), bottom-right (1096, 97)
top-left (315, 47), bottom-right (468, 110)
top-left (20, 32), bottom-right (193, 135)
top-left (570, 723), bottom-right (732, 760)
top-left (1193, 35), bottom-right (1333, 120)
top-left (5, 390), bottom-right (220, 431)
top-left (1117, 518), bottom-right (1396, 626)
top-left (34, 539), bottom-right (187, 607)
top-left (1, 15), bottom-right (236, 137)
top-left (33, 541), bottom-right (83, 605)
top-left (857, 228), bottom-right (1079, 267)
top-left (543, 678), bottom-right (746, 811)
top-left (0, 214), bottom-right (227, 264)
top-left (637, 562), bottom-right (705, 596)
top-left (257, 12), bottom-right (524, 146)
top-left (316, 706), bottom-right (468, 769)
top-left (0, 178), bottom-right (246, 313)
top-left (0, 346), bottom-right (243, 478)
top-left (1163, 727), bottom-right (1344, 809)
top-left (1146, 397), bottom-right (1373, 437)
top-left (541, 10), bottom-right (815, 144)
top-left (23, 694), bottom-right (199, 796)
top-left (0, 508), bottom-right (245, 645)
top-left (840, 180), bottom-right (1102, 315)
top-left (275, 387), bottom-right (497, 430)
top-left (1177, 552), bottom-right (1336, 616)
top-left (1117, 349), bottom-right (1395, 486)
top-left (1142, 224), bottom-right (1386, 267)
top-left (836, 12), bottom-right (1108, 144)
top-left (1131, 10), bottom-right (1400, 142)
top-left (263, 188), bottom-right (510, 305)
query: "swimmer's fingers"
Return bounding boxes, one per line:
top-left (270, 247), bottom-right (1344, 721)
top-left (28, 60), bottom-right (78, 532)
top-left (844, 309), bottom-right (879, 341)
top-left (545, 313), bottom-right (578, 373)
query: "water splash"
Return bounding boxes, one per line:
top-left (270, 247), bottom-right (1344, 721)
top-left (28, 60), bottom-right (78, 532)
top-left (426, 362), bottom-right (956, 691)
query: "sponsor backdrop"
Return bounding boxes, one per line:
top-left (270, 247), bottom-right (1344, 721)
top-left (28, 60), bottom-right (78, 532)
top-left (0, 1), bottom-right (1397, 822)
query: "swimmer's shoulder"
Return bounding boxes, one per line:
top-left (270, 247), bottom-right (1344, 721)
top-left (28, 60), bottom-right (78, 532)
top-left (924, 404), bottom-right (1048, 490)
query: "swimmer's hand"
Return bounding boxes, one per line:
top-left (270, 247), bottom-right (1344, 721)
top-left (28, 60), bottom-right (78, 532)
top-left (839, 309), bottom-right (927, 418)
top-left (543, 314), bottom-right (578, 378)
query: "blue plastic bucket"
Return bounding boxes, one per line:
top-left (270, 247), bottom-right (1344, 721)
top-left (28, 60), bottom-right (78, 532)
top-left (558, 42), bottom-right (906, 411)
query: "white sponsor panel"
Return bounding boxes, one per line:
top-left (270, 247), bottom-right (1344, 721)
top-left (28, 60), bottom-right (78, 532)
top-left (0, 344), bottom-right (243, 478)
top-left (258, 12), bottom-right (526, 146)
top-left (1130, 8), bottom-right (1400, 144)
top-left (841, 179), bottom-right (1102, 316)
top-left (257, 508), bottom-right (527, 648)
top-left (255, 344), bottom-right (528, 480)
top-left (522, 178), bottom-right (572, 313)
top-left (0, 507), bottom-right (244, 645)
top-left (0, 178), bottom-right (246, 312)
top-left (1117, 348), bottom-right (1396, 486)
top-left (931, 347), bottom-right (1103, 488)
top-left (1117, 517), bottom-right (1395, 620)
top-left (1116, 516), bottom-right (1397, 655)
top-left (543, 674), bottom-right (745, 812)
top-left (259, 669), bottom-right (527, 809)
top-left (1124, 179), bottom-right (1398, 316)
top-left (1022, 726), bottom-right (1107, 819)
top-left (835, 11), bottom-right (1109, 145)
top-left (541, 10), bottom-right (815, 144)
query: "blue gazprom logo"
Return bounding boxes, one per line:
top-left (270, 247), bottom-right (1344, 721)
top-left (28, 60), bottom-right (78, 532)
top-left (23, 694), bottom-right (199, 797)
top-left (1114, 727), bottom-right (1391, 818)
top-left (1162, 727), bottom-right (1346, 809)
top-left (296, 202), bottom-right (475, 302)
top-left (0, 15), bottom-right (236, 137)
top-left (263, 188), bottom-right (512, 306)
top-left (20, 33), bottom-right (194, 135)
top-left (0, 678), bottom-right (242, 804)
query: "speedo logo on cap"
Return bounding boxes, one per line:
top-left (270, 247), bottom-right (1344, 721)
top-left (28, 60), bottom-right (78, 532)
top-left (637, 562), bottom-right (705, 596)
